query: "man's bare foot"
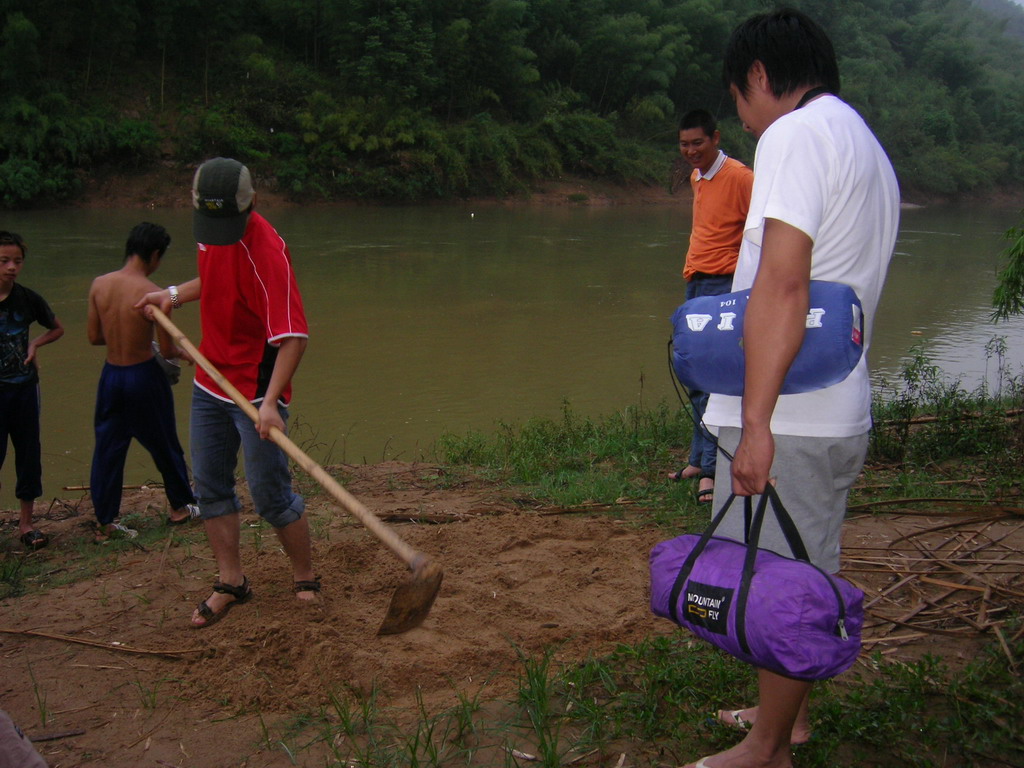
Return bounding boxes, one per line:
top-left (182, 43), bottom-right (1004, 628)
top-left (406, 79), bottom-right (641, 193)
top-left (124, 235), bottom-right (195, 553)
top-left (191, 578), bottom-right (252, 628)
top-left (681, 740), bottom-right (793, 768)
top-left (668, 464), bottom-right (702, 481)
top-left (717, 707), bottom-right (812, 745)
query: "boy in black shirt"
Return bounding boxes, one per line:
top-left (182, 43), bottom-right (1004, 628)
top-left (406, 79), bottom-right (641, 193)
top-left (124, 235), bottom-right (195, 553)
top-left (0, 231), bottom-right (64, 549)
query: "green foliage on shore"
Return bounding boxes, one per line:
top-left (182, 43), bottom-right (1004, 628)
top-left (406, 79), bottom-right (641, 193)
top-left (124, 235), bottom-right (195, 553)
top-left (1, 0), bottom-right (1023, 205)
top-left (992, 211), bottom-right (1024, 321)
top-left (439, 342), bottom-right (1024, 513)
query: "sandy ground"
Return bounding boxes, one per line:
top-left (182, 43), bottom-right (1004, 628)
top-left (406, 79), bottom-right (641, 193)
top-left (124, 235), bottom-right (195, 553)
top-left (1, 463), bottom-right (671, 767)
top-left (2, 461), bottom-right (1020, 768)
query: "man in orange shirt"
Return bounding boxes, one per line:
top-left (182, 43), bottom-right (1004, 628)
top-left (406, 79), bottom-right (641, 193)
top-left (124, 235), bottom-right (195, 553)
top-left (669, 110), bottom-right (753, 501)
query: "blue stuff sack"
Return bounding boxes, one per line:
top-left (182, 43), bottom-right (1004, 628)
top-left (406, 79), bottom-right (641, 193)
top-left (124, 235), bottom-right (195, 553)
top-left (670, 280), bottom-right (863, 396)
top-left (649, 485), bottom-right (864, 681)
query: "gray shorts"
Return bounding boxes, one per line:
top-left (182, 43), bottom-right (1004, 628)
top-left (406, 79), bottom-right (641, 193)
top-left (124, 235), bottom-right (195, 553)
top-left (711, 428), bottom-right (869, 573)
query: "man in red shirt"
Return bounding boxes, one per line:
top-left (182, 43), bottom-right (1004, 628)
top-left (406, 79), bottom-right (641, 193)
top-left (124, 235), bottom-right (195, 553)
top-left (139, 158), bottom-right (318, 627)
top-left (669, 110), bottom-right (753, 501)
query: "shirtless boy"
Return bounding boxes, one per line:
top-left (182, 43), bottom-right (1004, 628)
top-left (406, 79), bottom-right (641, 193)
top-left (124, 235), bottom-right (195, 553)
top-left (87, 222), bottom-right (198, 539)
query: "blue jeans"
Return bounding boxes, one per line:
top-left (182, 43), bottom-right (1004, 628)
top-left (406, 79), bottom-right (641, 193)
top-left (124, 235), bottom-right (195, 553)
top-left (190, 386), bottom-right (304, 528)
top-left (685, 273), bottom-right (734, 477)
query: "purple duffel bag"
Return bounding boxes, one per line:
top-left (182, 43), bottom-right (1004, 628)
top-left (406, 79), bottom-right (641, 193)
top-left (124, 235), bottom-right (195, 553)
top-left (650, 485), bottom-right (864, 681)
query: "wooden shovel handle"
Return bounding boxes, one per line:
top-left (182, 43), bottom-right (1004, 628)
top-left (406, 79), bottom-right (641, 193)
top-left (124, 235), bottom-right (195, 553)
top-left (150, 307), bottom-right (428, 571)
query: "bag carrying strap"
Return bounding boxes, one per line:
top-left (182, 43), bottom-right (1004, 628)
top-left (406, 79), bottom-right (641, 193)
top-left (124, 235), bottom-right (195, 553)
top-left (667, 484), bottom-right (813, 652)
top-left (761, 484), bottom-right (811, 561)
top-left (667, 492), bottom-right (736, 623)
top-left (738, 485), bottom-right (814, 653)
top-left (743, 496), bottom-right (752, 544)
top-left (735, 485), bottom-right (811, 652)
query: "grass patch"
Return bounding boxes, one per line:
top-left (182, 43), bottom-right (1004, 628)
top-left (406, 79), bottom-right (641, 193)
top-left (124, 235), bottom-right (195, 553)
top-left (0, 504), bottom-right (208, 600)
top-left (437, 343), bottom-right (1024, 515)
top-left (260, 625), bottom-right (1024, 767)
top-left (437, 400), bottom-right (702, 517)
top-left (555, 630), bottom-right (1024, 767)
top-left (870, 342), bottom-right (1024, 474)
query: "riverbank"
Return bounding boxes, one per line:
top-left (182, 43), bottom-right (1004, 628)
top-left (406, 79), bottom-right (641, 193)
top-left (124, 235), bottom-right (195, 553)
top-left (1, 457), bottom-right (1021, 767)
top-left (75, 163), bottom-right (681, 210)
top-left (75, 162), bottom-right (1024, 211)
top-left (2, 390), bottom-right (1023, 767)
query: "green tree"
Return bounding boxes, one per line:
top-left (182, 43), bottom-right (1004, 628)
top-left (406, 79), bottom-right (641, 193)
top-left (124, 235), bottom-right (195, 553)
top-left (992, 215), bottom-right (1024, 321)
top-left (0, 11), bottom-right (41, 95)
top-left (341, 0), bottom-right (438, 104)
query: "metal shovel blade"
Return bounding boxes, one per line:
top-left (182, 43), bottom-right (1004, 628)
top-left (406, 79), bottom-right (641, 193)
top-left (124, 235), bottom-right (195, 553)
top-left (378, 560), bottom-right (444, 635)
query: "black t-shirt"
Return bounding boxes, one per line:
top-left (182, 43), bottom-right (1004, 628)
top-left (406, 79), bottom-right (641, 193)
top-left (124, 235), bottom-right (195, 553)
top-left (0, 283), bottom-right (58, 387)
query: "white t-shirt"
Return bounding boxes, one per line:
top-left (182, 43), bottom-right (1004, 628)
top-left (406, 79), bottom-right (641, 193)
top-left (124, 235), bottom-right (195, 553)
top-left (704, 95), bottom-right (900, 437)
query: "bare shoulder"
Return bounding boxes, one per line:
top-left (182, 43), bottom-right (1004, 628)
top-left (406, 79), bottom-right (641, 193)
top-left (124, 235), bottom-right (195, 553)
top-left (141, 275), bottom-right (162, 293)
top-left (90, 271), bottom-right (114, 287)
top-left (88, 271), bottom-right (114, 298)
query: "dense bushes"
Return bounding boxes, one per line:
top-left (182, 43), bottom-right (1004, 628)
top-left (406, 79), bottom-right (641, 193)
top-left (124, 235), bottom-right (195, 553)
top-left (0, 0), bottom-right (1023, 204)
top-left (0, 93), bottom-right (159, 205)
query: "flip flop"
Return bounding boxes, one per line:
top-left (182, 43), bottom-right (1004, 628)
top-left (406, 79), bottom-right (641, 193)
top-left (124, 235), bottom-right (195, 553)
top-left (19, 529), bottom-right (48, 550)
top-left (712, 708), bottom-right (812, 746)
top-left (192, 577), bottom-right (253, 629)
top-left (716, 709), bottom-right (751, 731)
top-left (94, 522), bottom-right (138, 543)
top-left (167, 503), bottom-right (201, 526)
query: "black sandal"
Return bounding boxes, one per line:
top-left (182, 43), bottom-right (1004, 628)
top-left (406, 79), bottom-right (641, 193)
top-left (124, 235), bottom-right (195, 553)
top-left (294, 576), bottom-right (322, 594)
top-left (697, 473), bottom-right (715, 503)
top-left (668, 465), bottom-right (701, 482)
top-left (192, 577), bottom-right (253, 628)
top-left (19, 529), bottom-right (48, 550)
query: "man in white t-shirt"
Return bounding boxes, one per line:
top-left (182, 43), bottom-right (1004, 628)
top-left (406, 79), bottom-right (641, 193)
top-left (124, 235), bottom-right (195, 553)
top-left (682, 9), bottom-right (900, 768)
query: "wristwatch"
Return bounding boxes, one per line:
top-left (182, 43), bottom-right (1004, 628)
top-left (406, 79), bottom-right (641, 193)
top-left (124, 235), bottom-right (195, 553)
top-left (168, 285), bottom-right (181, 309)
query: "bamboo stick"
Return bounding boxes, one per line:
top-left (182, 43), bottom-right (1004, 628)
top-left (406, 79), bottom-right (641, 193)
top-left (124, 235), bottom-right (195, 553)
top-left (0, 628), bottom-right (201, 657)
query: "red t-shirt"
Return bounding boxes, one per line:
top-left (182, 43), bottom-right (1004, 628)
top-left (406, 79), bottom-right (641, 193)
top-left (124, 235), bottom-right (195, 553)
top-left (195, 212), bottom-right (308, 404)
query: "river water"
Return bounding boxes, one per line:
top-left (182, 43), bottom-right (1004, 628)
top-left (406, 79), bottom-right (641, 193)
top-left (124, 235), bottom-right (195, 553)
top-left (2, 202), bottom-right (1022, 491)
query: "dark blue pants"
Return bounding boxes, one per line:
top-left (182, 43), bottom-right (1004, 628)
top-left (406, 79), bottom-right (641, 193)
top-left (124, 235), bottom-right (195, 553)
top-left (685, 273), bottom-right (734, 477)
top-left (0, 383), bottom-right (42, 500)
top-left (90, 358), bottom-right (194, 525)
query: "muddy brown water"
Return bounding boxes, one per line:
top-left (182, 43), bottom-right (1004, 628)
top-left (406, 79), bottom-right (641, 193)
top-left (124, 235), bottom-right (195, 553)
top-left (2, 202), bottom-right (1021, 493)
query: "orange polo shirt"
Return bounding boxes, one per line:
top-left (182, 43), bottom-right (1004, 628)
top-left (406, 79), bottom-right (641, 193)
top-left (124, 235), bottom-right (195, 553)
top-left (683, 153), bottom-right (753, 280)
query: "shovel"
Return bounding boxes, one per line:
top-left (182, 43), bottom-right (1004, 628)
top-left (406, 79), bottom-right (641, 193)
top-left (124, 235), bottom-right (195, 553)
top-left (151, 307), bottom-right (442, 635)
